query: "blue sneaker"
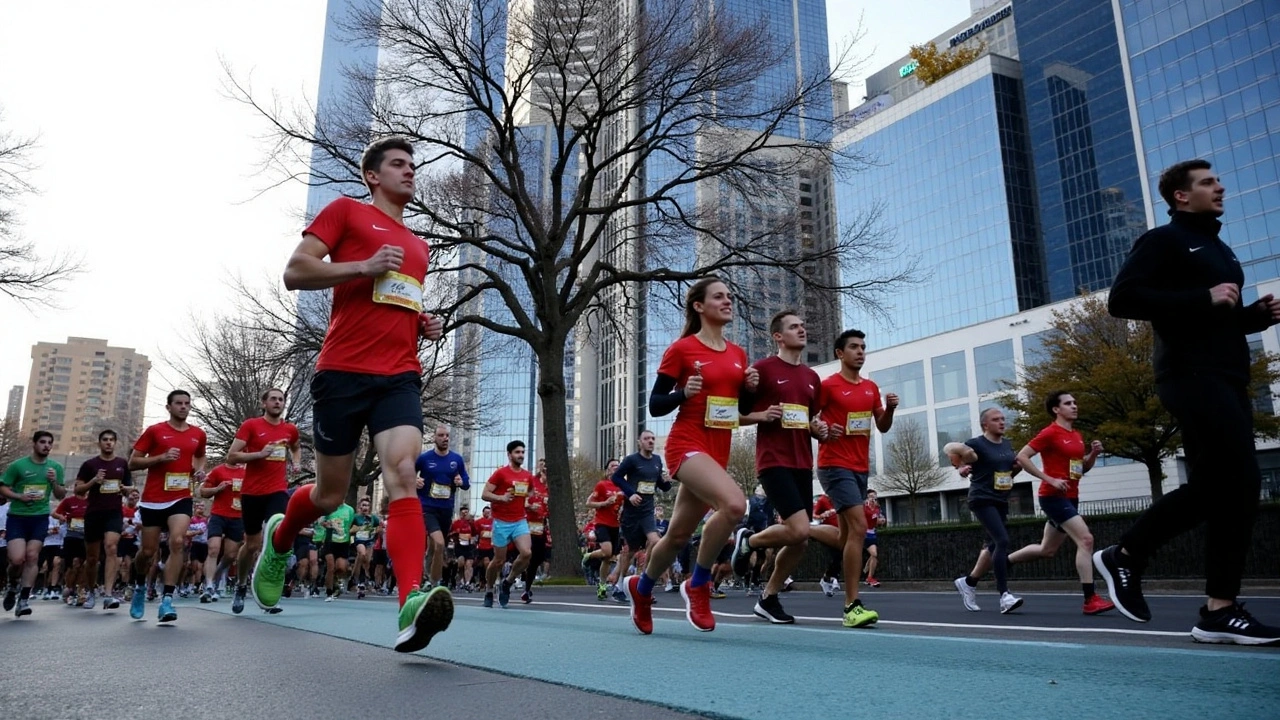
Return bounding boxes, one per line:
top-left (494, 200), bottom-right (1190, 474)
top-left (158, 595), bottom-right (177, 623)
top-left (483, 591), bottom-right (494, 608)
top-left (498, 582), bottom-right (511, 608)
top-left (129, 588), bottom-right (145, 620)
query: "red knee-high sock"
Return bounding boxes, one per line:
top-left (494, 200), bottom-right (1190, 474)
top-left (386, 498), bottom-right (426, 606)
top-left (271, 487), bottom-right (325, 554)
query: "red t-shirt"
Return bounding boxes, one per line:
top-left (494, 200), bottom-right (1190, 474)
top-left (749, 356), bottom-right (821, 470)
top-left (203, 464), bottom-right (245, 519)
top-left (658, 335), bottom-right (749, 473)
top-left (487, 466), bottom-right (535, 522)
top-left (589, 479), bottom-right (622, 527)
top-left (816, 374), bottom-right (881, 473)
top-left (1028, 423), bottom-right (1087, 498)
top-left (526, 477), bottom-right (549, 531)
top-left (474, 517), bottom-right (494, 549)
top-left (133, 422), bottom-right (208, 506)
top-left (304, 197), bottom-right (431, 377)
top-left (55, 496), bottom-right (89, 534)
top-left (122, 505), bottom-right (139, 539)
top-left (234, 417), bottom-right (299, 496)
top-left (450, 518), bottom-right (474, 547)
top-left (813, 495), bottom-right (838, 527)
top-left (864, 502), bottom-right (882, 533)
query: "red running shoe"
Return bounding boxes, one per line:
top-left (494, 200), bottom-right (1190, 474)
top-left (621, 575), bottom-right (653, 635)
top-left (1083, 594), bottom-right (1116, 615)
top-left (680, 580), bottom-right (715, 632)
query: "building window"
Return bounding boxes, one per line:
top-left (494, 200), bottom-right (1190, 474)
top-left (935, 404), bottom-right (972, 465)
top-left (1021, 330), bottom-right (1059, 367)
top-left (974, 339), bottom-right (1015, 395)
top-left (874, 361), bottom-right (926, 408)
top-left (932, 351), bottom-right (968, 403)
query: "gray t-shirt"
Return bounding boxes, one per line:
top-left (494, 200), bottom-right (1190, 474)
top-left (965, 435), bottom-right (1018, 504)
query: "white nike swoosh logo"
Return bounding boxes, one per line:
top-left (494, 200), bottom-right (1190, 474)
top-left (776, 379), bottom-right (788, 384)
top-left (372, 224), bottom-right (391, 231)
top-left (1190, 246), bottom-right (1203, 252)
top-left (842, 391), bottom-right (851, 396)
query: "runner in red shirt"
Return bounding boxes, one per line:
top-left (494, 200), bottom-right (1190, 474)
top-left (226, 388), bottom-right (300, 613)
top-left (1009, 391), bottom-right (1115, 615)
top-left (448, 508), bottom-right (476, 591)
top-left (53, 491), bottom-right (90, 605)
top-left (480, 440), bottom-right (536, 608)
top-left (813, 330), bottom-right (896, 628)
top-left (473, 507), bottom-right (495, 585)
top-left (197, 461), bottom-right (245, 603)
top-left (813, 494), bottom-right (843, 597)
top-left (127, 389), bottom-right (208, 623)
top-left (583, 460), bottom-right (623, 599)
top-left (620, 277), bottom-right (757, 634)
top-left (862, 490), bottom-right (886, 587)
top-left (520, 463), bottom-right (551, 603)
top-left (726, 311), bottom-right (841, 624)
top-left (255, 137), bottom-right (452, 653)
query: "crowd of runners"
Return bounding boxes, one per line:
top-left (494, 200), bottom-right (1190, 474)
top-left (3, 144), bottom-right (1276, 647)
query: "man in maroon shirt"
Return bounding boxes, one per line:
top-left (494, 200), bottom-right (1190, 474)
top-left (729, 311), bottom-right (839, 623)
top-left (75, 429), bottom-right (131, 610)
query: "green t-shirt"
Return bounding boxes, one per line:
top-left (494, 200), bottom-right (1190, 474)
top-left (311, 520), bottom-right (327, 545)
top-left (352, 513), bottom-right (381, 542)
top-left (1, 457), bottom-right (65, 517)
top-left (325, 504), bottom-right (356, 542)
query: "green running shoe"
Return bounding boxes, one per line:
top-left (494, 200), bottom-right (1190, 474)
top-left (252, 513), bottom-right (292, 611)
top-left (843, 601), bottom-right (880, 628)
top-left (395, 586), bottom-right (454, 653)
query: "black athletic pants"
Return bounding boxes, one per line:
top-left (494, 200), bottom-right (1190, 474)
top-left (522, 534), bottom-right (547, 587)
top-left (1121, 371), bottom-right (1261, 600)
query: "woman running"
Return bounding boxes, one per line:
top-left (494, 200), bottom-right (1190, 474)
top-left (620, 277), bottom-right (757, 634)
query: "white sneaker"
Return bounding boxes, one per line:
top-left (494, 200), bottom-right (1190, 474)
top-left (831, 579), bottom-right (841, 592)
top-left (820, 578), bottom-right (834, 597)
top-left (999, 592), bottom-right (1024, 614)
top-left (664, 580), bottom-right (674, 592)
top-left (954, 577), bottom-right (980, 612)
top-left (324, 594), bottom-right (336, 603)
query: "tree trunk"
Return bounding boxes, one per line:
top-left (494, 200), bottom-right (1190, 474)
top-left (534, 334), bottom-right (578, 579)
top-left (1145, 455), bottom-right (1165, 502)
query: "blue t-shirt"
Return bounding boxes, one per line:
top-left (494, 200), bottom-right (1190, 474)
top-left (611, 452), bottom-right (669, 519)
top-left (415, 450), bottom-right (470, 509)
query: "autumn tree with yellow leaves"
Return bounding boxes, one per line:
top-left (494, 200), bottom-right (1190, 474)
top-left (907, 41), bottom-right (986, 86)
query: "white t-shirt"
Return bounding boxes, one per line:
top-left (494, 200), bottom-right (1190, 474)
top-left (43, 517), bottom-right (64, 547)
top-left (0, 503), bottom-right (8, 547)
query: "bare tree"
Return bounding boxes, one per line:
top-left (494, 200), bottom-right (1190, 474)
top-left (0, 108), bottom-right (79, 305)
top-left (567, 452), bottom-right (604, 524)
top-left (875, 418), bottom-right (947, 524)
top-left (228, 0), bottom-right (915, 575)
top-left (725, 431), bottom-right (758, 499)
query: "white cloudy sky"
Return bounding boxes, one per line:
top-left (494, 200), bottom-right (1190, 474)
top-left (0, 0), bottom-right (969, 425)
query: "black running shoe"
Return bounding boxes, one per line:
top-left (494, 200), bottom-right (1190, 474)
top-left (753, 593), bottom-right (795, 624)
top-left (2, 589), bottom-right (15, 612)
top-left (1092, 545), bottom-right (1150, 623)
top-left (1192, 603), bottom-right (1280, 646)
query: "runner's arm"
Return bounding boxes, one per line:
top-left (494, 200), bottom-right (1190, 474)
top-left (226, 437), bottom-right (269, 465)
top-left (283, 235), bottom-right (358, 290)
top-left (942, 442), bottom-right (978, 465)
top-left (610, 458), bottom-right (636, 497)
top-left (127, 448), bottom-right (167, 471)
top-left (648, 374), bottom-right (685, 417)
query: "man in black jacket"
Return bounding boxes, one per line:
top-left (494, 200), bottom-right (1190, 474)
top-left (1097, 159), bottom-right (1280, 646)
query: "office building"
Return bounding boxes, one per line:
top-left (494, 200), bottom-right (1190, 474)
top-left (5, 385), bottom-right (22, 427)
top-left (1116, 0), bottom-right (1280, 289)
top-left (21, 338), bottom-right (150, 456)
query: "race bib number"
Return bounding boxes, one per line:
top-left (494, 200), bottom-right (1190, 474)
top-left (430, 482), bottom-right (452, 499)
top-left (458, 534), bottom-right (471, 545)
top-left (481, 530), bottom-right (492, 539)
top-left (24, 486), bottom-right (46, 500)
top-left (1069, 459), bottom-right (1083, 481)
top-left (994, 471), bottom-right (1013, 491)
top-left (529, 521), bottom-right (544, 535)
top-left (781, 403), bottom-right (809, 430)
top-left (372, 271), bottom-right (423, 312)
top-left (513, 481), bottom-right (529, 497)
top-left (637, 481), bottom-right (656, 495)
top-left (355, 531), bottom-right (370, 542)
top-left (231, 479), bottom-right (242, 492)
top-left (101, 479), bottom-right (120, 494)
top-left (267, 444), bottom-right (288, 462)
top-left (164, 473), bottom-right (191, 492)
top-left (705, 396), bottom-right (739, 429)
top-left (231, 497), bottom-right (241, 511)
top-left (69, 518), bottom-right (85, 532)
top-left (846, 411), bottom-right (872, 436)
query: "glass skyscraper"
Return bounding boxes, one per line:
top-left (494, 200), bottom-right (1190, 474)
top-left (1012, 0), bottom-right (1147, 301)
top-left (1118, 0), bottom-right (1280, 290)
top-left (834, 54), bottom-right (1045, 349)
